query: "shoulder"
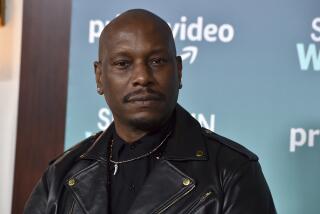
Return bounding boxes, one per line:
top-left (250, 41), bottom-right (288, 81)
top-left (24, 132), bottom-right (103, 211)
top-left (201, 128), bottom-right (261, 185)
top-left (201, 127), bottom-right (258, 162)
top-left (44, 132), bottom-right (103, 186)
top-left (49, 131), bottom-right (103, 166)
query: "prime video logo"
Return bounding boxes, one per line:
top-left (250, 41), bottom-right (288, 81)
top-left (296, 17), bottom-right (320, 71)
top-left (88, 15), bottom-right (235, 64)
top-left (290, 128), bottom-right (320, 152)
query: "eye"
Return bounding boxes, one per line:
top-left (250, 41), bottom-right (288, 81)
top-left (113, 60), bottom-right (131, 69)
top-left (150, 57), bottom-right (168, 66)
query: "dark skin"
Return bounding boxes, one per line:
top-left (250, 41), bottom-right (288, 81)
top-left (94, 9), bottom-right (182, 143)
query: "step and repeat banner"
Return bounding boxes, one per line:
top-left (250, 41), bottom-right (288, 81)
top-left (65, 0), bottom-right (320, 213)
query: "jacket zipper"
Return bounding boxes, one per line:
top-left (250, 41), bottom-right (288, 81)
top-left (186, 190), bottom-right (214, 214)
top-left (199, 191), bottom-right (213, 203)
top-left (155, 184), bottom-right (196, 214)
top-left (68, 200), bottom-right (75, 214)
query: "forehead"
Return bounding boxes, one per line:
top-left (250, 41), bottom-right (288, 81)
top-left (115, 29), bottom-right (167, 46)
top-left (101, 21), bottom-right (175, 57)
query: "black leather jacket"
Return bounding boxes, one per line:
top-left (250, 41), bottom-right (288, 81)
top-left (24, 105), bottom-right (276, 214)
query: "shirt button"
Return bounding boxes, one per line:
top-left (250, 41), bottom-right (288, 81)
top-left (130, 144), bottom-right (136, 150)
top-left (129, 184), bottom-right (135, 192)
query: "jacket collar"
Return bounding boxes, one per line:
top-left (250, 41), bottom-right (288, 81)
top-left (81, 124), bottom-right (113, 162)
top-left (163, 104), bottom-right (208, 161)
top-left (82, 104), bottom-right (208, 162)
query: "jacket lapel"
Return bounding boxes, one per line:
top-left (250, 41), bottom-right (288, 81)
top-left (65, 161), bottom-right (109, 214)
top-left (128, 160), bottom-right (196, 214)
top-left (65, 126), bottom-right (114, 213)
top-left (128, 105), bottom-right (209, 213)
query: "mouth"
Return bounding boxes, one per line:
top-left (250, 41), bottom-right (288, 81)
top-left (126, 95), bottom-right (163, 107)
top-left (123, 88), bottom-right (166, 107)
top-left (128, 95), bottom-right (162, 102)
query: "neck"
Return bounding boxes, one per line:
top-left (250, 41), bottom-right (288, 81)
top-left (114, 123), bottom-right (148, 144)
top-left (113, 116), bottom-right (173, 144)
top-left (113, 110), bottom-right (176, 143)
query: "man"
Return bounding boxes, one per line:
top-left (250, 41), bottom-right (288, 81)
top-left (25, 9), bottom-right (276, 214)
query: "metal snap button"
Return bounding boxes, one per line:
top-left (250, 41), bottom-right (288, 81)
top-left (196, 150), bottom-right (204, 157)
top-left (68, 178), bottom-right (76, 186)
top-left (183, 178), bottom-right (191, 186)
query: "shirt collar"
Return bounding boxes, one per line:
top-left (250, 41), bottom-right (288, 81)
top-left (111, 115), bottom-right (175, 161)
top-left (82, 104), bottom-right (208, 162)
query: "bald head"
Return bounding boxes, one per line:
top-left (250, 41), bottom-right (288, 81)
top-left (94, 9), bottom-right (183, 136)
top-left (98, 9), bottom-right (176, 61)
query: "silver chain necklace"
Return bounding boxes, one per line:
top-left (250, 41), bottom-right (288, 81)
top-left (109, 131), bottom-right (172, 175)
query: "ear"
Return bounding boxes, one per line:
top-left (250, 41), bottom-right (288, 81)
top-left (94, 61), bottom-right (103, 94)
top-left (176, 56), bottom-right (183, 82)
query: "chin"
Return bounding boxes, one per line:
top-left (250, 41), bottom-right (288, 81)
top-left (128, 114), bottom-right (167, 131)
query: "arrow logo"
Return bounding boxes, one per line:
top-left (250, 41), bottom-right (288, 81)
top-left (180, 46), bottom-right (198, 64)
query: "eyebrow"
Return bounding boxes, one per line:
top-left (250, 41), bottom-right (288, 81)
top-left (149, 48), bottom-right (171, 55)
top-left (107, 47), bottom-right (171, 57)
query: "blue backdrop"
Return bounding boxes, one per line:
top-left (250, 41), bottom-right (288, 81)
top-left (65, 1), bottom-right (320, 213)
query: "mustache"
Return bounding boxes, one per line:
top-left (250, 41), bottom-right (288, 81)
top-left (123, 88), bottom-right (166, 103)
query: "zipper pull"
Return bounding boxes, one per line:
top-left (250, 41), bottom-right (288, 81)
top-left (200, 191), bottom-right (213, 202)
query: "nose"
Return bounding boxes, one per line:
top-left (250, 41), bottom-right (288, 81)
top-left (131, 62), bottom-right (154, 87)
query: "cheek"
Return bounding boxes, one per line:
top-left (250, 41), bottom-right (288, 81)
top-left (102, 71), bottom-right (122, 93)
top-left (101, 76), bottom-right (120, 103)
top-left (102, 72), bottom-right (131, 107)
top-left (157, 70), bottom-right (179, 90)
top-left (103, 83), bottom-right (121, 104)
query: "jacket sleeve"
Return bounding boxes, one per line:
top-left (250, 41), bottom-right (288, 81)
top-left (24, 171), bottom-right (49, 214)
top-left (222, 160), bottom-right (277, 214)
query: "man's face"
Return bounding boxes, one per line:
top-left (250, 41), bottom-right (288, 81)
top-left (95, 21), bottom-right (182, 131)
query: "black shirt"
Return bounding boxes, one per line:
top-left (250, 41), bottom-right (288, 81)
top-left (109, 118), bottom-right (174, 214)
